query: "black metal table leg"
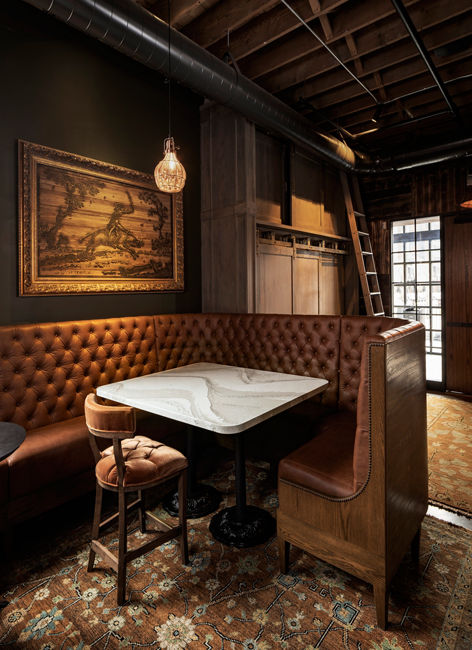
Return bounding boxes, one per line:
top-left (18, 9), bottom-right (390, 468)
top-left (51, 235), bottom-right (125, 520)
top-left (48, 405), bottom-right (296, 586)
top-left (163, 426), bottom-right (221, 518)
top-left (209, 432), bottom-right (276, 548)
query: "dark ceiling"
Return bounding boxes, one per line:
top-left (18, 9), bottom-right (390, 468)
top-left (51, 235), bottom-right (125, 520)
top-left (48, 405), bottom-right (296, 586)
top-left (137, 0), bottom-right (472, 157)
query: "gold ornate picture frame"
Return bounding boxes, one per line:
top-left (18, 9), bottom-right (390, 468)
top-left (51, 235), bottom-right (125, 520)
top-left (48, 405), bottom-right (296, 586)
top-left (18, 140), bottom-right (184, 295)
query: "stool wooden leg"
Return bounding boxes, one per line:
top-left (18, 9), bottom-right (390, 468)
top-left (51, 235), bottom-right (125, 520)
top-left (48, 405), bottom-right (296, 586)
top-left (278, 537), bottom-right (290, 574)
top-left (178, 470), bottom-right (189, 565)
top-left (138, 490), bottom-right (146, 534)
top-left (117, 489), bottom-right (128, 605)
top-left (373, 580), bottom-right (389, 630)
top-left (88, 484), bottom-right (103, 572)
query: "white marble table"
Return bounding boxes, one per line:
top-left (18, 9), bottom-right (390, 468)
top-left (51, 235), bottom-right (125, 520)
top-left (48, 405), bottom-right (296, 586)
top-left (97, 362), bottom-right (328, 547)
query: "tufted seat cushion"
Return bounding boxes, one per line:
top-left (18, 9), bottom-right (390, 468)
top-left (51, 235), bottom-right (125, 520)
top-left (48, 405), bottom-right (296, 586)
top-left (278, 410), bottom-right (357, 498)
top-left (97, 436), bottom-right (187, 488)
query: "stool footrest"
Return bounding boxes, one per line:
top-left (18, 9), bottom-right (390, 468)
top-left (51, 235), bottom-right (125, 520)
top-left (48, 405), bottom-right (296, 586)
top-left (91, 524), bottom-right (182, 570)
top-left (91, 540), bottom-right (119, 572)
top-left (126, 526), bottom-right (182, 563)
top-left (99, 497), bottom-right (141, 530)
top-left (145, 510), bottom-right (172, 532)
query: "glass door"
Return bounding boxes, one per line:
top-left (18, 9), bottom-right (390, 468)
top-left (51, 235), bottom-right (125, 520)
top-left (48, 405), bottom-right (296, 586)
top-left (391, 216), bottom-right (443, 386)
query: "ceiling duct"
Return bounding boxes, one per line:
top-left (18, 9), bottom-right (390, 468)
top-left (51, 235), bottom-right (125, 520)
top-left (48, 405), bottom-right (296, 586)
top-left (21, 0), bottom-right (472, 173)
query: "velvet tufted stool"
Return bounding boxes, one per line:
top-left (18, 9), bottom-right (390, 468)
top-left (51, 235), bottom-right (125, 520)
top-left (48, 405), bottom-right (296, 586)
top-left (84, 393), bottom-right (189, 605)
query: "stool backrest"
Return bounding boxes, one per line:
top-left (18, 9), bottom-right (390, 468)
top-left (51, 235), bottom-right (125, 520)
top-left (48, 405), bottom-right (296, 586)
top-left (84, 393), bottom-right (136, 486)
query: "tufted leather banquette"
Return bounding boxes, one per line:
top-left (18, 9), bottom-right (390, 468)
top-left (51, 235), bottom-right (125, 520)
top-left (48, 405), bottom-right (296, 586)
top-left (0, 312), bottom-right (415, 531)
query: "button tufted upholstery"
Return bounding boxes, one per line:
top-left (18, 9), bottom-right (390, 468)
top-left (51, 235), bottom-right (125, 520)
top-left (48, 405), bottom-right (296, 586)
top-left (338, 316), bottom-right (406, 412)
top-left (0, 316), bottom-right (157, 431)
top-left (0, 311), bottom-right (419, 530)
top-left (97, 436), bottom-right (187, 488)
top-left (154, 314), bottom-right (341, 408)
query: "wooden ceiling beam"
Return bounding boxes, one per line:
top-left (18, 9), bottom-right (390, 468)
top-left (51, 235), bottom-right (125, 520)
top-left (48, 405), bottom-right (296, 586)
top-left (373, 71), bottom-right (387, 102)
top-left (310, 64), bottom-right (468, 130)
top-left (239, 0), bottom-right (422, 80)
top-left (345, 33), bottom-right (363, 76)
top-left (356, 109), bottom-right (467, 147)
top-left (208, 0), bottom-right (350, 62)
top-left (136, 0), bottom-right (220, 29)
top-left (268, 8), bottom-right (472, 97)
top-left (319, 14), bottom-right (333, 41)
top-left (304, 51), bottom-right (472, 115)
top-left (182, 0), bottom-right (280, 49)
top-left (333, 83), bottom-right (472, 131)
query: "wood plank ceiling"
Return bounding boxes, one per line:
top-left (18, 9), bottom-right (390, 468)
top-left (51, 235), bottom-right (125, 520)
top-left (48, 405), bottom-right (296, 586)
top-left (137, 0), bottom-right (472, 157)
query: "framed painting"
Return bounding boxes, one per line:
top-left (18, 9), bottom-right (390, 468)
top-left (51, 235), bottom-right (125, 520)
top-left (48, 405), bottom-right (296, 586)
top-left (18, 140), bottom-right (184, 295)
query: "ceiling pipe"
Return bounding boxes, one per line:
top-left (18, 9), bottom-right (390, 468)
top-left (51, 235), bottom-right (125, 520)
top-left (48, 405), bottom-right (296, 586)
top-left (20, 0), bottom-right (356, 169)
top-left (390, 0), bottom-right (462, 122)
top-left (21, 0), bottom-right (471, 173)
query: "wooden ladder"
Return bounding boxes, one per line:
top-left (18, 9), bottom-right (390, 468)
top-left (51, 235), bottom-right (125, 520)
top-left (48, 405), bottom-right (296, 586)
top-left (340, 171), bottom-right (385, 317)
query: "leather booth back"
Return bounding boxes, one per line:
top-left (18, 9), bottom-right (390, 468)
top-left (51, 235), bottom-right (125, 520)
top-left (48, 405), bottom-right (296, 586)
top-left (0, 316), bottom-right (157, 430)
top-left (0, 312), bottom-right (412, 432)
top-left (338, 316), bottom-right (406, 412)
top-left (154, 314), bottom-right (341, 408)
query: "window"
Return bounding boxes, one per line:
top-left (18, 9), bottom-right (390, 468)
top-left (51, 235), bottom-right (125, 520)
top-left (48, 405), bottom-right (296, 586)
top-left (391, 217), bottom-right (442, 383)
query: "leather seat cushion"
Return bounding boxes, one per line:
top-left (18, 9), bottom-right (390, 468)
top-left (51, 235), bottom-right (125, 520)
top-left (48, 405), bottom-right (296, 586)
top-left (278, 410), bottom-right (357, 498)
top-left (7, 416), bottom-right (94, 499)
top-left (97, 436), bottom-right (187, 488)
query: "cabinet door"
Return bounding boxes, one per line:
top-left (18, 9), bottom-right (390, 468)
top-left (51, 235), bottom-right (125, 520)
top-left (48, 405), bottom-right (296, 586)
top-left (319, 254), bottom-right (344, 314)
top-left (293, 252), bottom-right (319, 314)
top-left (256, 243), bottom-right (293, 314)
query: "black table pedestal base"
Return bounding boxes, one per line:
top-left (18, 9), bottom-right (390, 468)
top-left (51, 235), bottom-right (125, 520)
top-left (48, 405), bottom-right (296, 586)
top-left (0, 600), bottom-right (8, 610)
top-left (163, 483), bottom-right (221, 519)
top-left (209, 505), bottom-right (276, 548)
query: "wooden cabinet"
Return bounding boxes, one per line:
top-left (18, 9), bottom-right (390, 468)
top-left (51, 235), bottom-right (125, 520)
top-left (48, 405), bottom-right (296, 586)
top-left (255, 231), bottom-right (346, 315)
top-left (201, 104), bottom-right (358, 316)
top-left (256, 241), bottom-right (293, 313)
top-left (293, 252), bottom-right (319, 315)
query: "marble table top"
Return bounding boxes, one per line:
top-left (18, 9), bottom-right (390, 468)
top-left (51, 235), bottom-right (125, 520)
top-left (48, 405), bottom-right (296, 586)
top-left (97, 362), bottom-right (328, 434)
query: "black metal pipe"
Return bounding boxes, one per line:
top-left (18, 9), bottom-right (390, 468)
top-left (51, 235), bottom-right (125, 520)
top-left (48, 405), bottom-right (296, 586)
top-left (21, 0), bottom-right (470, 173)
top-left (21, 0), bottom-right (357, 169)
top-left (390, 0), bottom-right (461, 121)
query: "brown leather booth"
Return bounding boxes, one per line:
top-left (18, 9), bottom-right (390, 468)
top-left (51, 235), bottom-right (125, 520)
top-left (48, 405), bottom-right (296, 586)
top-left (0, 314), bottom-right (426, 551)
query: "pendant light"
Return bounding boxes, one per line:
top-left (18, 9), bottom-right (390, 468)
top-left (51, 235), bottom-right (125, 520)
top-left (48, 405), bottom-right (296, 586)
top-left (154, 0), bottom-right (186, 194)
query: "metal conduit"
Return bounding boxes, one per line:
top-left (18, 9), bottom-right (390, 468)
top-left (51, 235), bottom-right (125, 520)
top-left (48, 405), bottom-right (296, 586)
top-left (21, 0), bottom-right (472, 172)
top-left (22, 0), bottom-right (356, 168)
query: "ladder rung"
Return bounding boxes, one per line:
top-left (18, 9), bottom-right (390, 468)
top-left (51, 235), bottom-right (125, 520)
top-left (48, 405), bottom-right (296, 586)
top-left (362, 251), bottom-right (373, 255)
top-left (374, 312), bottom-right (385, 316)
top-left (354, 210), bottom-right (365, 217)
top-left (358, 231), bottom-right (369, 237)
top-left (370, 292), bottom-right (381, 296)
top-left (366, 272), bottom-right (376, 275)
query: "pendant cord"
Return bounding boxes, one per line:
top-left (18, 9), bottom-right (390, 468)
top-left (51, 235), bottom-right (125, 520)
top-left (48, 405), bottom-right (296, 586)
top-left (167, 0), bottom-right (171, 140)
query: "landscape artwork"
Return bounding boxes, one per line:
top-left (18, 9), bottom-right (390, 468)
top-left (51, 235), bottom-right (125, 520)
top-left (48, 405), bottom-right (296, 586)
top-left (19, 140), bottom-right (184, 295)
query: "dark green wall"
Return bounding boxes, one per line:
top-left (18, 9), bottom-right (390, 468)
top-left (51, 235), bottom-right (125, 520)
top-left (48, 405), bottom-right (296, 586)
top-left (0, 1), bottom-right (202, 326)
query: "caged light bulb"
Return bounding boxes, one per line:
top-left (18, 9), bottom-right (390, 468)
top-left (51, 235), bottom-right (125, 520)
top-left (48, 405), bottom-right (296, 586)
top-left (154, 137), bottom-right (186, 193)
